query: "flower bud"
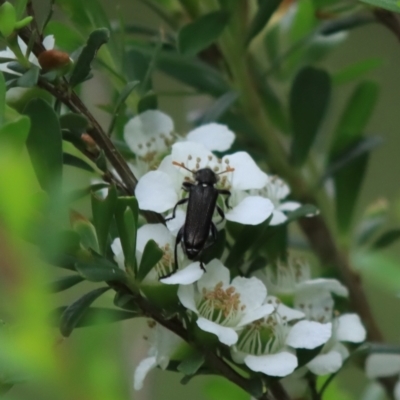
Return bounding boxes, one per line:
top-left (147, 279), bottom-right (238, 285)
top-left (38, 49), bottom-right (71, 72)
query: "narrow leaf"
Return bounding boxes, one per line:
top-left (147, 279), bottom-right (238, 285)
top-left (115, 197), bottom-right (139, 274)
top-left (63, 152), bottom-right (94, 172)
top-left (285, 204), bottom-right (319, 223)
top-left (16, 66), bottom-right (40, 88)
top-left (290, 66), bottom-right (331, 166)
top-left (178, 352), bottom-right (205, 376)
top-left (59, 113), bottom-right (89, 135)
top-left (137, 92), bottom-right (158, 113)
top-left (60, 287), bottom-right (110, 337)
top-left (54, 306), bottom-right (138, 328)
top-left (246, 0), bottom-right (283, 45)
top-left (69, 28), bottom-right (110, 87)
top-left (91, 186), bottom-right (117, 255)
top-left (24, 98), bottom-right (63, 193)
top-left (360, 0), bottom-right (400, 12)
top-left (137, 240), bottom-right (163, 282)
top-left (75, 257), bottom-right (126, 282)
top-left (199, 91), bottom-right (238, 124)
top-left (372, 229), bottom-right (400, 249)
top-left (178, 11), bottom-right (229, 57)
top-left (0, 72), bottom-right (5, 125)
top-left (49, 275), bottom-right (85, 293)
top-left (332, 58), bottom-right (384, 85)
top-left (321, 136), bottom-right (382, 183)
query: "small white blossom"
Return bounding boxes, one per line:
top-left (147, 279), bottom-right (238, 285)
top-left (178, 260), bottom-right (274, 345)
top-left (123, 111), bottom-right (235, 176)
top-left (136, 141), bottom-right (274, 226)
top-left (134, 322), bottom-right (186, 390)
top-left (0, 35), bottom-right (55, 75)
top-left (111, 223), bottom-right (204, 285)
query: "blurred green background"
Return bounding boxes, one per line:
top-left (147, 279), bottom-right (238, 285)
top-left (2, 1), bottom-right (400, 399)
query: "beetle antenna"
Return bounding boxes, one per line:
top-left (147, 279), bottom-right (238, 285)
top-left (172, 161), bottom-right (194, 173)
top-left (216, 166), bottom-right (235, 175)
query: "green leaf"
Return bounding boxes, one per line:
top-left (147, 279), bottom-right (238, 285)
top-left (330, 81), bottom-right (379, 154)
top-left (0, 72), bottom-right (5, 125)
top-left (91, 186), bottom-right (117, 255)
top-left (45, 21), bottom-right (84, 52)
top-left (115, 197), bottom-right (139, 274)
top-left (14, 0), bottom-right (28, 19)
top-left (54, 306), bottom-right (138, 329)
top-left (72, 214), bottom-right (99, 253)
top-left (24, 98), bottom-right (63, 193)
top-left (330, 81), bottom-right (379, 234)
top-left (16, 65), bottom-right (40, 88)
top-left (246, 0), bottom-right (283, 45)
top-left (76, 257), bottom-right (126, 282)
top-left (131, 44), bottom-right (229, 97)
top-left (0, 116), bottom-right (30, 153)
top-left (290, 0), bottom-right (316, 41)
top-left (49, 275), bottom-right (85, 293)
top-left (360, 0), bottom-right (400, 12)
top-left (321, 136), bottom-right (382, 183)
top-left (332, 57), bottom-right (384, 85)
top-left (137, 239), bottom-right (163, 282)
top-left (124, 50), bottom-right (152, 92)
top-left (372, 229), bottom-right (400, 249)
top-left (108, 81), bottom-right (139, 135)
top-left (63, 152), bottom-right (94, 172)
top-left (69, 28), bottom-right (110, 87)
top-left (59, 113), bottom-right (89, 135)
top-left (285, 204), bottom-right (319, 223)
top-left (178, 11), bottom-right (229, 57)
top-left (178, 352), bottom-right (205, 376)
top-left (290, 66), bottom-right (331, 166)
top-left (199, 91), bottom-right (238, 124)
top-left (59, 287), bottom-right (110, 336)
top-left (0, 2), bottom-right (16, 37)
top-left (137, 92), bottom-right (158, 113)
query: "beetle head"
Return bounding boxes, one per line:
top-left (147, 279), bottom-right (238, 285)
top-left (194, 168), bottom-right (218, 185)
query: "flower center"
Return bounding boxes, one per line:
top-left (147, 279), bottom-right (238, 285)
top-left (295, 292), bottom-right (333, 323)
top-left (237, 313), bottom-right (286, 356)
top-left (197, 281), bottom-right (245, 326)
top-left (154, 243), bottom-right (175, 278)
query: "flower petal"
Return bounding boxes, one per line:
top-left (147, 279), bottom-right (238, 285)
top-left (160, 262), bottom-right (204, 285)
top-left (277, 303), bottom-right (305, 321)
top-left (43, 35), bottom-right (55, 50)
top-left (269, 209), bottom-right (288, 226)
top-left (137, 224), bottom-right (174, 252)
top-left (278, 201), bottom-right (302, 212)
top-left (133, 356), bottom-right (157, 390)
top-left (135, 171), bottom-right (178, 213)
top-left (286, 321), bottom-right (332, 349)
top-left (225, 196), bottom-right (273, 225)
top-left (166, 209), bottom-right (186, 236)
top-left (365, 354), bottom-right (400, 378)
top-left (196, 317), bottom-right (238, 345)
top-left (197, 259), bottom-right (230, 292)
top-left (238, 303), bottom-right (274, 326)
top-left (224, 152), bottom-right (268, 190)
top-left (395, 380), bottom-right (400, 400)
top-left (336, 314), bottom-right (366, 343)
top-left (171, 142), bottom-right (215, 172)
top-left (111, 238), bottom-right (125, 270)
top-left (296, 278), bottom-right (349, 297)
top-left (186, 123), bottom-right (235, 151)
top-left (244, 352), bottom-right (298, 377)
top-left (231, 276), bottom-right (267, 310)
top-left (177, 284), bottom-right (197, 313)
top-left (307, 351), bottom-right (343, 375)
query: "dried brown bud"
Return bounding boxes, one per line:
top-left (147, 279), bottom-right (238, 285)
top-left (38, 49), bottom-right (71, 71)
top-left (81, 133), bottom-right (97, 151)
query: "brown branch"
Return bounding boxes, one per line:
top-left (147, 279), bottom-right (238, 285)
top-left (374, 8), bottom-right (400, 42)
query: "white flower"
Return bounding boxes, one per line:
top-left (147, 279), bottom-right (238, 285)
top-left (307, 314), bottom-right (366, 375)
top-left (257, 176), bottom-right (301, 225)
top-left (366, 353), bottom-right (400, 400)
top-left (134, 322), bottom-right (186, 390)
top-left (123, 111), bottom-right (235, 176)
top-left (177, 260), bottom-right (274, 345)
top-left (136, 141), bottom-right (274, 226)
top-left (111, 223), bottom-right (204, 285)
top-left (0, 35), bottom-right (55, 75)
top-left (231, 297), bottom-right (331, 377)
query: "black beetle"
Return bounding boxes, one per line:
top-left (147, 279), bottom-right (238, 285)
top-left (165, 161), bottom-right (233, 275)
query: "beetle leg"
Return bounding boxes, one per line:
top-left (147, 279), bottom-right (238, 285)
top-left (164, 197), bottom-right (188, 222)
top-left (215, 205), bottom-right (225, 224)
top-left (218, 189), bottom-right (232, 209)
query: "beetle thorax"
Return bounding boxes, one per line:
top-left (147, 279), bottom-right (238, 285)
top-left (194, 168), bottom-right (218, 185)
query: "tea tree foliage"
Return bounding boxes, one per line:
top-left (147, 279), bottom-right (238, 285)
top-left (0, 1), bottom-right (400, 399)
